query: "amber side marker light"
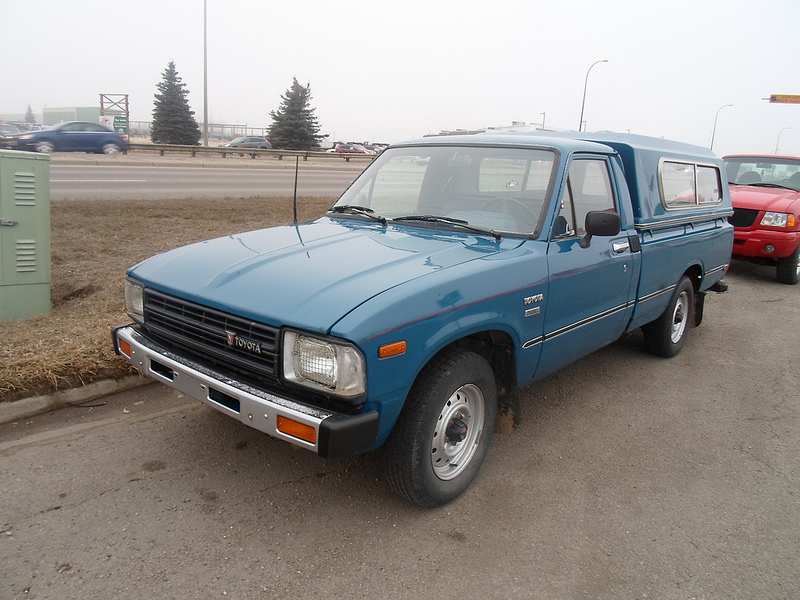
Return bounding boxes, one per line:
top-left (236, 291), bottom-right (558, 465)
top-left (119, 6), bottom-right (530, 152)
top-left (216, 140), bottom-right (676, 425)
top-left (277, 416), bottom-right (317, 444)
top-left (118, 339), bottom-right (132, 358)
top-left (379, 341), bottom-right (407, 358)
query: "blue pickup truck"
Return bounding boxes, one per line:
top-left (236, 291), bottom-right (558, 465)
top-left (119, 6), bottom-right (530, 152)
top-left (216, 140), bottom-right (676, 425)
top-left (114, 132), bottom-right (733, 507)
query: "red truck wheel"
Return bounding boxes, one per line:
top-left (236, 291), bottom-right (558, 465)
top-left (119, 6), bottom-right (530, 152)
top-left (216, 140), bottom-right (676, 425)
top-left (776, 246), bottom-right (800, 285)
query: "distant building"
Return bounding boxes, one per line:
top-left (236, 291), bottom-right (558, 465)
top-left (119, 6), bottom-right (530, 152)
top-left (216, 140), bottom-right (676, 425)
top-left (43, 107), bottom-right (100, 125)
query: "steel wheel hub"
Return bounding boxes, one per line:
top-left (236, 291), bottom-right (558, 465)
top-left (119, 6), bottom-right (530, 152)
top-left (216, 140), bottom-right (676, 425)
top-left (671, 290), bottom-right (689, 343)
top-left (430, 383), bottom-right (485, 481)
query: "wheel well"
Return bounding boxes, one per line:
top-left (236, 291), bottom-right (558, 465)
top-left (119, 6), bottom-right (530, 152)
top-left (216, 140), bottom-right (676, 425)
top-left (435, 330), bottom-right (517, 400)
top-left (684, 264), bottom-right (702, 291)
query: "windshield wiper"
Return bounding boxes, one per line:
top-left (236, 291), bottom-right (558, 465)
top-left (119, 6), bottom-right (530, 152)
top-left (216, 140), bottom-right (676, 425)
top-left (393, 215), bottom-right (502, 240)
top-left (747, 182), bottom-right (797, 190)
top-left (329, 205), bottom-right (387, 224)
top-left (731, 181), bottom-right (798, 191)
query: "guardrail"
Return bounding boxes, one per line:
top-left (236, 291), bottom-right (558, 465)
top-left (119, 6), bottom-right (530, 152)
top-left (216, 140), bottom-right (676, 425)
top-left (128, 143), bottom-right (377, 162)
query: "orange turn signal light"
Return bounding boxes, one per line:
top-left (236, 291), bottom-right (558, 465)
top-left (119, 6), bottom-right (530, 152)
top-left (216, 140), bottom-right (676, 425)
top-left (379, 341), bottom-right (407, 358)
top-left (118, 339), bottom-right (132, 358)
top-left (277, 416), bottom-right (317, 444)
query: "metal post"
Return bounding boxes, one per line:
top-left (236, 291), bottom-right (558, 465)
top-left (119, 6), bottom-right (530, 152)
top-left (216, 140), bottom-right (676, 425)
top-left (203, 0), bottom-right (209, 146)
top-left (578, 60), bottom-right (607, 132)
top-left (710, 104), bottom-right (732, 150)
top-left (774, 127), bottom-right (792, 154)
top-left (293, 156), bottom-right (299, 223)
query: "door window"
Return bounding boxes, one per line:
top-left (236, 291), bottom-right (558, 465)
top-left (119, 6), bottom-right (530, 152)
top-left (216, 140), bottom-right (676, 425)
top-left (554, 158), bottom-right (615, 238)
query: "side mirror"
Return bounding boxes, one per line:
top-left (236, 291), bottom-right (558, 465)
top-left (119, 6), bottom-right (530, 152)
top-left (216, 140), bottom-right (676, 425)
top-left (580, 211), bottom-right (621, 248)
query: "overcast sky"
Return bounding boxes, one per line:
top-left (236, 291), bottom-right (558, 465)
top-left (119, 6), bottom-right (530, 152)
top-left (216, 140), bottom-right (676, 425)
top-left (3, 0), bottom-right (799, 155)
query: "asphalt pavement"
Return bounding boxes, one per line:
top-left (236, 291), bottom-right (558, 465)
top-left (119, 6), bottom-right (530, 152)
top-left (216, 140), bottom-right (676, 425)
top-left (1, 260), bottom-right (798, 599)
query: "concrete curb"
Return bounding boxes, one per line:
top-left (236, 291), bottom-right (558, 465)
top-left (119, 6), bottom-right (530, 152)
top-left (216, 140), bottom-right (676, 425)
top-left (0, 376), bottom-right (155, 424)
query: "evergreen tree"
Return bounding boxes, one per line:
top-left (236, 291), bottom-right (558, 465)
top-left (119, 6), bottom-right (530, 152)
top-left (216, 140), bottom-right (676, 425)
top-left (151, 61), bottom-right (201, 145)
top-left (25, 105), bottom-right (36, 124)
top-left (268, 78), bottom-right (324, 150)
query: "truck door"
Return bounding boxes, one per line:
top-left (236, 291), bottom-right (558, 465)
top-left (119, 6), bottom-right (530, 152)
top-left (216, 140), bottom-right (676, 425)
top-left (536, 156), bottom-right (636, 378)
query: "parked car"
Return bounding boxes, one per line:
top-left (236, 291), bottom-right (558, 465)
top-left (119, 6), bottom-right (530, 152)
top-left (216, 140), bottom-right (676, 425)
top-left (0, 123), bottom-right (21, 138)
top-left (334, 143), bottom-right (374, 154)
top-left (10, 121), bottom-right (129, 154)
top-left (724, 154), bottom-right (800, 284)
top-left (223, 136), bottom-right (271, 149)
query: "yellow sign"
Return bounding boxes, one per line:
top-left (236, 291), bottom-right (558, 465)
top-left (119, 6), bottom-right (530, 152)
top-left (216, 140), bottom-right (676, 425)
top-left (769, 94), bottom-right (800, 104)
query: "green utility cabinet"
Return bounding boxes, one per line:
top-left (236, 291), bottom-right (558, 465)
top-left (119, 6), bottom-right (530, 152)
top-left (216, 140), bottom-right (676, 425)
top-left (0, 149), bottom-right (51, 321)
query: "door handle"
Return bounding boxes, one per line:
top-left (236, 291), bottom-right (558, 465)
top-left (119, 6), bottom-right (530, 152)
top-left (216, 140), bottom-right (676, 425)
top-left (612, 240), bottom-right (629, 253)
top-left (0, 219), bottom-right (19, 227)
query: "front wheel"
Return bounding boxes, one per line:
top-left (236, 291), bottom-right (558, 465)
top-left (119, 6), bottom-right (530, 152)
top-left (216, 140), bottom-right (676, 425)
top-left (35, 140), bottom-right (55, 153)
top-left (384, 349), bottom-right (497, 508)
top-left (776, 245), bottom-right (800, 285)
top-left (642, 276), bottom-right (695, 358)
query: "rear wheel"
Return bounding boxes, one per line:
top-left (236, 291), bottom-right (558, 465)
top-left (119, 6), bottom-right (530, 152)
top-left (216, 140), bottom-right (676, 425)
top-left (384, 349), bottom-right (497, 508)
top-left (102, 143), bottom-right (121, 155)
top-left (643, 276), bottom-right (694, 358)
top-left (776, 246), bottom-right (800, 285)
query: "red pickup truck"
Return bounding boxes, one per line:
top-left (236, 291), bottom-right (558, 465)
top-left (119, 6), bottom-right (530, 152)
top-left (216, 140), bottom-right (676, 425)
top-left (724, 155), bottom-right (800, 284)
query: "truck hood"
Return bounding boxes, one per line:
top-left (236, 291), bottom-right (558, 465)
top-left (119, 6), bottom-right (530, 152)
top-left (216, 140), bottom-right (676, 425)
top-left (128, 217), bottom-right (512, 333)
top-left (731, 185), bottom-right (800, 213)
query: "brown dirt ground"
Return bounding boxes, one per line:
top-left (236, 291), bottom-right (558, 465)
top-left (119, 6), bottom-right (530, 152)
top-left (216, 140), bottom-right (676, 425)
top-left (0, 196), bottom-right (333, 403)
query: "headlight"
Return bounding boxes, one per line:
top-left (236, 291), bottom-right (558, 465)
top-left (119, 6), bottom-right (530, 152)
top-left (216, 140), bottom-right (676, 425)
top-left (19, 134), bottom-right (34, 140)
top-left (760, 212), bottom-right (794, 228)
top-left (124, 279), bottom-right (144, 323)
top-left (283, 331), bottom-right (365, 397)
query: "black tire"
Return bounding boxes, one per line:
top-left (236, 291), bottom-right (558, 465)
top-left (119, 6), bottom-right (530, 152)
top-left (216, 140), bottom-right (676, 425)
top-left (384, 349), bottom-right (498, 508)
top-left (642, 276), bottom-right (694, 358)
top-left (101, 143), bottom-right (121, 155)
top-left (35, 140), bottom-right (55, 153)
top-left (776, 245), bottom-right (800, 285)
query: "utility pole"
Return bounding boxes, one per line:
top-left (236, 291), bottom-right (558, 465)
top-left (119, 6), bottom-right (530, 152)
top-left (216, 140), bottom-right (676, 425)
top-left (203, 0), bottom-right (209, 146)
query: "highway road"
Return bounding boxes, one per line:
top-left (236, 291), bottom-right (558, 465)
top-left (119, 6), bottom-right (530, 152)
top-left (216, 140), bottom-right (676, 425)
top-left (48, 155), bottom-right (366, 201)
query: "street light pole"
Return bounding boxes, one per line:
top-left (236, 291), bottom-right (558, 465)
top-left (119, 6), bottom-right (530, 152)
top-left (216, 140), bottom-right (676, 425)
top-left (709, 104), bottom-right (732, 150)
top-left (203, 0), bottom-right (209, 146)
top-left (578, 59), bottom-right (607, 132)
top-left (774, 127), bottom-right (792, 154)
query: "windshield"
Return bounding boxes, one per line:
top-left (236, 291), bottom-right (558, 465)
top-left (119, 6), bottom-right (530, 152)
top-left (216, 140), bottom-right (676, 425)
top-left (725, 156), bottom-right (800, 192)
top-left (331, 145), bottom-right (557, 236)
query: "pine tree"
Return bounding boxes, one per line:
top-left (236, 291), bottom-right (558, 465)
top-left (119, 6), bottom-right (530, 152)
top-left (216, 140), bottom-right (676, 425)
top-left (151, 61), bottom-right (201, 145)
top-left (25, 105), bottom-right (36, 124)
top-left (268, 79), bottom-right (324, 150)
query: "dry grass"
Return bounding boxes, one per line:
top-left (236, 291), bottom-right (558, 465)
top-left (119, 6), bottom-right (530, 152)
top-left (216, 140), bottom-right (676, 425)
top-left (0, 195), bottom-right (333, 402)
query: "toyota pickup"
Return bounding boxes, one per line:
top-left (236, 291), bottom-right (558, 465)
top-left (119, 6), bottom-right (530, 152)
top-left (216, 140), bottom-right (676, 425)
top-left (114, 132), bottom-right (733, 507)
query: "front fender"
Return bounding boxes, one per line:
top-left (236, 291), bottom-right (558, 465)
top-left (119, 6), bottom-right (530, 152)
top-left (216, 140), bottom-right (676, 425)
top-left (331, 247), bottom-right (549, 447)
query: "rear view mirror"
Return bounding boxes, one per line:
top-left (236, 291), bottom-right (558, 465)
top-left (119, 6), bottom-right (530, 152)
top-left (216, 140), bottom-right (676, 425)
top-left (580, 211), bottom-right (621, 248)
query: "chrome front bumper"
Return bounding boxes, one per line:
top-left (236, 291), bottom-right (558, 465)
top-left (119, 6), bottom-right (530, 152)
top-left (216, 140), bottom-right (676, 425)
top-left (113, 325), bottom-right (379, 458)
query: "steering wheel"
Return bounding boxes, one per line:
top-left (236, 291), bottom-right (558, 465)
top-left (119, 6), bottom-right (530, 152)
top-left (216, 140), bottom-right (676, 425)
top-left (480, 196), bottom-right (538, 230)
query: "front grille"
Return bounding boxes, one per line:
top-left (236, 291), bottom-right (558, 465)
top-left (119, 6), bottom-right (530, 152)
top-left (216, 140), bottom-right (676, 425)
top-left (729, 208), bottom-right (759, 229)
top-left (143, 290), bottom-right (279, 380)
